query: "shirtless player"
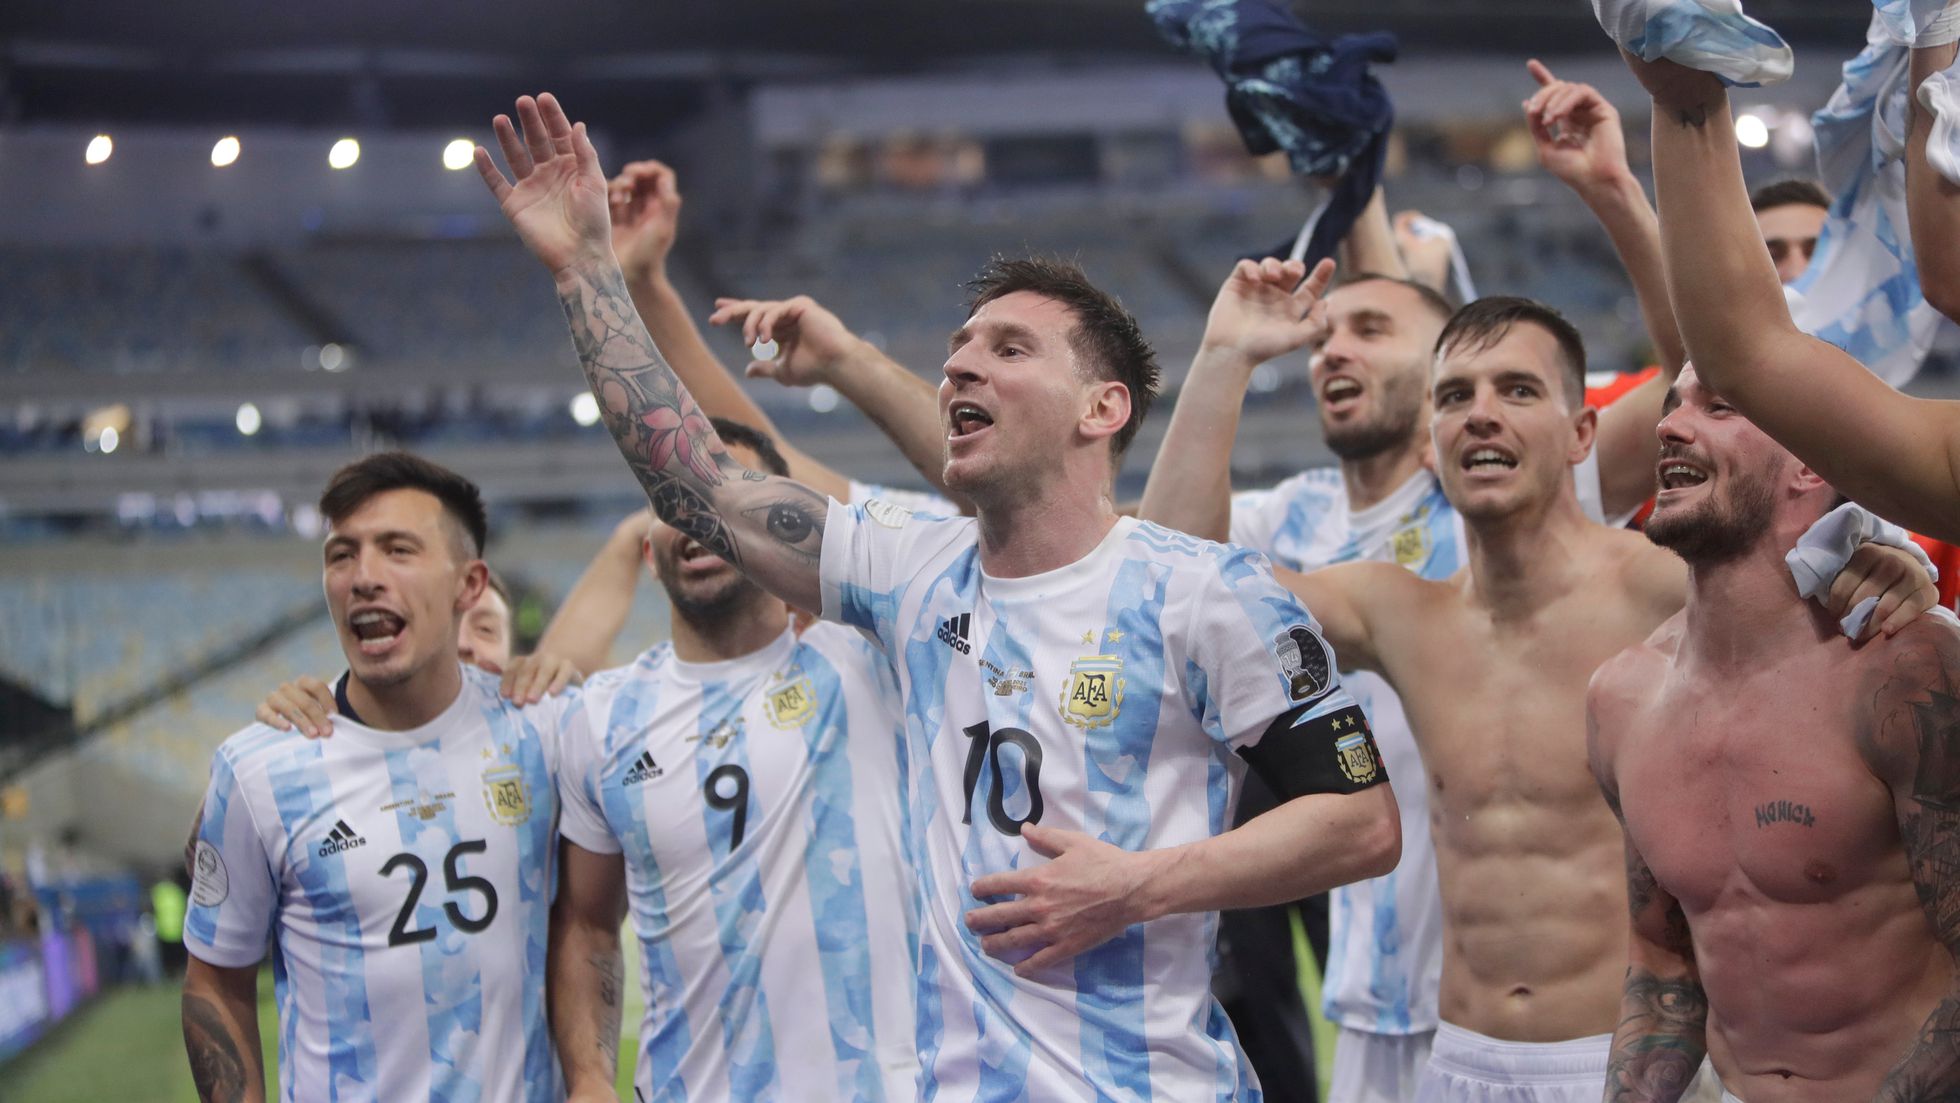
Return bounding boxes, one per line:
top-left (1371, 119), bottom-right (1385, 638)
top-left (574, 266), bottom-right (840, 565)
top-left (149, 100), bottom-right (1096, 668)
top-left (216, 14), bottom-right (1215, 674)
top-left (1141, 269), bottom-right (1939, 1101)
top-left (1588, 365), bottom-right (1960, 1102)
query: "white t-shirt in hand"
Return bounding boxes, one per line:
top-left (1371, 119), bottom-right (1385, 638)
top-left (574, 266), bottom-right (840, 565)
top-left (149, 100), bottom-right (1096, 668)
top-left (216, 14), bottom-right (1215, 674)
top-left (184, 666), bottom-right (571, 1103)
top-left (556, 623), bottom-right (919, 1103)
top-left (820, 501), bottom-right (1385, 1102)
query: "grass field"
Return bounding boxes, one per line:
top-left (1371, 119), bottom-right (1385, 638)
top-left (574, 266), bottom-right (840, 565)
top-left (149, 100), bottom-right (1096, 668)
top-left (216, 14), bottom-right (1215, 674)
top-left (5, 924), bottom-right (1333, 1101)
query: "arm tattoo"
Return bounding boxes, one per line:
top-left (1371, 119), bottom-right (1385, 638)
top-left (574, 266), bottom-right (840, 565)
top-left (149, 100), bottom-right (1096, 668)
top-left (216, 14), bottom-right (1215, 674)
top-left (1878, 664), bottom-right (1960, 1098)
top-left (1672, 105), bottom-right (1708, 128)
top-left (1604, 968), bottom-right (1708, 1103)
top-left (556, 260), bottom-right (827, 569)
top-left (182, 992), bottom-right (250, 1103)
top-left (591, 949), bottom-right (624, 1075)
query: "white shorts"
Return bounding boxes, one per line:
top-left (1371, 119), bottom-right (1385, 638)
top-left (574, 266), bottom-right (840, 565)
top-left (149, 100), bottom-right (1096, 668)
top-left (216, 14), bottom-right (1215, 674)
top-left (1412, 1021), bottom-right (1611, 1103)
top-left (1329, 1025), bottom-right (1434, 1103)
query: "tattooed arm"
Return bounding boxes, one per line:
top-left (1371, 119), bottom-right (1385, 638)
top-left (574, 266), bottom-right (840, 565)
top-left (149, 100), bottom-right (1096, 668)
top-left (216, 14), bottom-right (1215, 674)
top-left (182, 957), bottom-right (265, 1103)
top-left (550, 840), bottom-right (629, 1102)
top-left (476, 93), bottom-right (828, 612)
top-left (1862, 623), bottom-right (1960, 1100)
top-left (1588, 661), bottom-right (1707, 1103)
top-left (1629, 52), bottom-right (1960, 542)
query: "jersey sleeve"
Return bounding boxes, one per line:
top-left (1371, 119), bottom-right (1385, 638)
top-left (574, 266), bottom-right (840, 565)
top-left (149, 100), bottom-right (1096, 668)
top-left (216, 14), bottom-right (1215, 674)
top-left (554, 689), bottom-right (622, 856)
top-left (847, 478), bottom-right (959, 517)
top-left (819, 498), bottom-right (966, 651)
top-left (182, 743), bottom-right (281, 969)
top-left (1186, 545), bottom-right (1388, 799)
top-left (1228, 487), bottom-right (1285, 554)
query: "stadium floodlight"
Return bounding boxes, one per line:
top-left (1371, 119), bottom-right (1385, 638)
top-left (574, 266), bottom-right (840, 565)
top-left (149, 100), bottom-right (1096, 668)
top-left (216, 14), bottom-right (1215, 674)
top-left (329, 138), bottom-right (361, 170)
top-left (569, 392), bottom-right (601, 426)
top-left (99, 426), bottom-right (120, 454)
top-left (1735, 112), bottom-right (1770, 149)
top-left (211, 136), bottom-right (241, 167)
top-left (85, 135), bottom-right (113, 165)
top-left (808, 384), bottom-right (841, 413)
top-left (236, 402), bottom-right (263, 436)
top-left (319, 343), bottom-right (348, 372)
top-left (443, 139), bottom-right (476, 171)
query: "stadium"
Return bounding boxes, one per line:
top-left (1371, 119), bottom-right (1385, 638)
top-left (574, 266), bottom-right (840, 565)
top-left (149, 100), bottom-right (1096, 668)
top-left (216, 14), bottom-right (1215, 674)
top-left (5, 0), bottom-right (1960, 1100)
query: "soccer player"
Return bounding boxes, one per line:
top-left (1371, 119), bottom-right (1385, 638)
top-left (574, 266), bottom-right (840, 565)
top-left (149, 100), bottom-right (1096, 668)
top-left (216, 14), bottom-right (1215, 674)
top-left (1748, 179), bottom-right (1831, 286)
top-left (548, 418), bottom-right (918, 1101)
top-left (1141, 267), bottom-right (1939, 1100)
top-left (181, 452), bottom-right (574, 1103)
top-left (458, 568), bottom-right (515, 672)
top-left (1619, 50), bottom-right (1960, 544)
top-left (477, 92), bottom-right (1402, 1099)
top-left (1588, 364), bottom-right (1960, 1101)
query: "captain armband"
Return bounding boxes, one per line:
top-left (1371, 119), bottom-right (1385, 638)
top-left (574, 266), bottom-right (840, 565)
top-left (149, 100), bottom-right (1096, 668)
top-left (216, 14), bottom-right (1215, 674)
top-left (1237, 703), bottom-right (1387, 799)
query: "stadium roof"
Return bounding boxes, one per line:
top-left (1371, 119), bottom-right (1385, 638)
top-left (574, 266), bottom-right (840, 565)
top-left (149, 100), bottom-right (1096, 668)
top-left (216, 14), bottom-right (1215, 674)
top-left (1, 0), bottom-right (1872, 131)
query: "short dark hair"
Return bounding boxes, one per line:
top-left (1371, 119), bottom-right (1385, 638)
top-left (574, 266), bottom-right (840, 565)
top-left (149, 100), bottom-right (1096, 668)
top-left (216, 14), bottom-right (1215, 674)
top-left (965, 256), bottom-right (1161, 456)
top-left (709, 416), bottom-right (790, 477)
top-left (318, 451), bottom-right (488, 558)
top-left (1339, 272), bottom-right (1458, 322)
top-left (1434, 296), bottom-right (1587, 405)
top-left (1750, 178), bottom-right (1832, 213)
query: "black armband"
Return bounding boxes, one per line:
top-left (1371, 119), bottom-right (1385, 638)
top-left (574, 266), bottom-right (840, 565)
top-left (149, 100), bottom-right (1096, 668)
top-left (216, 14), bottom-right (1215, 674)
top-left (1237, 703), bottom-right (1386, 800)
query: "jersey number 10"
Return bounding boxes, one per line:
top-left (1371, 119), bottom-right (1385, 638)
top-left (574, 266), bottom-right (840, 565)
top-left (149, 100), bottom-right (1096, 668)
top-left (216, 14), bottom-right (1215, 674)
top-left (961, 721), bottom-right (1045, 836)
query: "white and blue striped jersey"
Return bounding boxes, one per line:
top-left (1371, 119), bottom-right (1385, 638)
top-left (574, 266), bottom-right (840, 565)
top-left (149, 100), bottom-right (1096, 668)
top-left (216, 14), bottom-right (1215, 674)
top-left (1233, 467), bottom-right (1458, 1037)
top-left (184, 666), bottom-right (569, 1103)
top-left (820, 502), bottom-right (1382, 1102)
top-left (556, 623), bottom-right (918, 1103)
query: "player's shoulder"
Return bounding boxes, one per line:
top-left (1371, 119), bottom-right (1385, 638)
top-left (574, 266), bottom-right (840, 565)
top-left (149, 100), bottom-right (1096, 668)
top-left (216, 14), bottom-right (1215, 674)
top-left (797, 620), bottom-right (886, 668)
top-left (1264, 465), bottom-right (1347, 507)
top-left (1589, 612), bottom-right (1684, 709)
top-left (1857, 608), bottom-right (1960, 689)
top-left (209, 721), bottom-right (315, 786)
top-left (1598, 523), bottom-right (1686, 608)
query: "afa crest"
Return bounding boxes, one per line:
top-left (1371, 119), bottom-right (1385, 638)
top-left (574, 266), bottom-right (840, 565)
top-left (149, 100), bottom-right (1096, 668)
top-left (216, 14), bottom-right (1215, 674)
top-left (1060, 654), bottom-right (1125, 729)
top-left (1335, 730), bottom-right (1380, 785)
top-left (482, 763), bottom-right (532, 826)
top-left (1390, 519), bottom-right (1429, 568)
top-left (765, 673), bottom-right (816, 728)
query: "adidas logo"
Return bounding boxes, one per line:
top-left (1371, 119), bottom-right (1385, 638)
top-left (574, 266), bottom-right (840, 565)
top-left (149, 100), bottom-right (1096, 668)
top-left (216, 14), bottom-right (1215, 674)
top-left (624, 751), bottom-right (665, 786)
top-left (935, 613), bottom-right (972, 655)
top-left (317, 819), bottom-right (366, 857)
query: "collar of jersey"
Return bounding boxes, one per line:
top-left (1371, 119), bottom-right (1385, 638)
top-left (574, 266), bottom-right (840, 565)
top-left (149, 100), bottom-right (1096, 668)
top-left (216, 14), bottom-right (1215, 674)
top-left (663, 626), bottom-right (798, 686)
top-left (1345, 467), bottom-right (1442, 536)
top-left (324, 664), bottom-right (477, 749)
top-left (981, 515), bottom-right (1137, 603)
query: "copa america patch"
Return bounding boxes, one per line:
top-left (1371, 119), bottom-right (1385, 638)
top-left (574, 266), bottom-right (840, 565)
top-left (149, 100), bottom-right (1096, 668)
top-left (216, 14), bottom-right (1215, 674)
top-left (864, 498), bottom-right (913, 529)
top-left (190, 840), bottom-right (229, 908)
top-left (1273, 625), bottom-right (1334, 704)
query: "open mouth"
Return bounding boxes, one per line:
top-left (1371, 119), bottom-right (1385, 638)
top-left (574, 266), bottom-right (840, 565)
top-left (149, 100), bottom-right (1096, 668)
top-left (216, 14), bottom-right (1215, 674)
top-left (949, 401), bottom-right (995, 440)
top-left (1321, 377), bottom-right (1364, 408)
top-left (350, 609), bottom-right (406, 655)
top-left (1461, 446), bottom-right (1519, 473)
top-left (1658, 460), bottom-right (1710, 491)
top-left (675, 538), bottom-right (726, 573)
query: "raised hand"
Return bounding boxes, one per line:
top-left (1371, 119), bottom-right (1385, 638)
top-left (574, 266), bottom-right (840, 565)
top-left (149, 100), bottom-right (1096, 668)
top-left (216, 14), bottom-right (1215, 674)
top-left (1393, 210), bottom-right (1456, 294)
top-left (609, 160), bottom-right (683, 284)
top-left (708, 295), bottom-right (867, 388)
top-left (1525, 59), bottom-right (1632, 192)
top-left (476, 93), bottom-right (614, 279)
top-left (1198, 256), bottom-right (1337, 368)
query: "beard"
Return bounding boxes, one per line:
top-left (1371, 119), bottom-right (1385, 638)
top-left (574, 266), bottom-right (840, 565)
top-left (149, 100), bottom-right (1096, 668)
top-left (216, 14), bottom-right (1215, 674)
top-left (1644, 459), bottom-right (1779, 566)
top-left (1322, 381), bottom-right (1424, 463)
top-left (655, 548), bottom-right (771, 626)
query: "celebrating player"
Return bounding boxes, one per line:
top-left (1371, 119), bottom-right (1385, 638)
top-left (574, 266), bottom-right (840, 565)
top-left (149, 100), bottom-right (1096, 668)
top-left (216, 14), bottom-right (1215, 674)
top-left (1142, 264), bottom-right (1940, 1101)
top-left (547, 419), bottom-right (918, 1102)
top-left (478, 91), bottom-right (1401, 1100)
top-left (181, 452), bottom-right (574, 1103)
top-left (1589, 365), bottom-right (1960, 1101)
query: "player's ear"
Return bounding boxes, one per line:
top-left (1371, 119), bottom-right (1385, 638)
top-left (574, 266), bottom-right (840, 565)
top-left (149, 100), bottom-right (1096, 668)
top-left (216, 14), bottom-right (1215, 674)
top-left (1790, 462), bottom-right (1829, 495)
top-left (456, 560), bottom-right (489, 616)
top-left (1080, 379), bottom-right (1131, 447)
top-left (1566, 403), bottom-right (1599, 466)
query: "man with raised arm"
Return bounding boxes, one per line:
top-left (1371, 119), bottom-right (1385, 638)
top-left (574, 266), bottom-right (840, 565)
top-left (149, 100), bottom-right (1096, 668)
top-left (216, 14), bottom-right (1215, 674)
top-left (1141, 258), bottom-right (1939, 1101)
top-left (1588, 365), bottom-right (1960, 1102)
top-left (1622, 46), bottom-right (1960, 543)
top-left (478, 92), bottom-right (1402, 1101)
